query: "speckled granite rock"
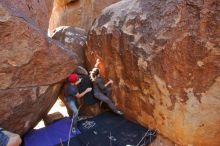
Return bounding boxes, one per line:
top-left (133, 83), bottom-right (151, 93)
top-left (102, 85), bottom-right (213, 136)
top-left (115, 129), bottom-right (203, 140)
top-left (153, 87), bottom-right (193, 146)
top-left (86, 0), bottom-right (220, 145)
top-left (48, 0), bottom-right (120, 35)
top-left (0, 2), bottom-right (81, 135)
top-left (52, 26), bottom-right (87, 65)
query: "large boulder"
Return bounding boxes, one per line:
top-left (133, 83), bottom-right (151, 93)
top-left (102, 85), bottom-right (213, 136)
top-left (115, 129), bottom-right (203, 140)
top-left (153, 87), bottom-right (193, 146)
top-left (52, 26), bottom-right (87, 65)
top-left (1, 0), bottom-right (54, 32)
top-left (149, 135), bottom-right (177, 146)
top-left (48, 0), bottom-right (120, 35)
top-left (0, 2), bottom-right (82, 135)
top-left (86, 0), bottom-right (220, 145)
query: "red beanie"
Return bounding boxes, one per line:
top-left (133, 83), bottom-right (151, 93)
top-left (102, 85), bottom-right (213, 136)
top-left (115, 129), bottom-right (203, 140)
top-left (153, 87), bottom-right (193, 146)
top-left (68, 74), bottom-right (78, 83)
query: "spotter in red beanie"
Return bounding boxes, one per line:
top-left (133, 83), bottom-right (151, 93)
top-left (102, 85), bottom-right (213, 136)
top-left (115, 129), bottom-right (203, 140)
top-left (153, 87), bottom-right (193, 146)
top-left (68, 74), bottom-right (78, 83)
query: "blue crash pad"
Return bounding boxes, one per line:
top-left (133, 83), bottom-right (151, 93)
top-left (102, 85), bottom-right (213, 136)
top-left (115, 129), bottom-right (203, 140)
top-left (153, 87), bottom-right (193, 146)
top-left (24, 118), bottom-right (80, 146)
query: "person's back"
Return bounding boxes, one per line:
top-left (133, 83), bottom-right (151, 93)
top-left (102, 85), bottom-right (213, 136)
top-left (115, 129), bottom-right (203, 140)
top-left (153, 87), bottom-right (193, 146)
top-left (78, 74), bottom-right (98, 105)
top-left (93, 76), bottom-right (107, 94)
top-left (64, 83), bottom-right (78, 104)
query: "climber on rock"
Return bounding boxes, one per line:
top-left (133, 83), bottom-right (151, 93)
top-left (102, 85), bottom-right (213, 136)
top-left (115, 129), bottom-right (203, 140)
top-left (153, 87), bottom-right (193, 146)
top-left (0, 128), bottom-right (22, 146)
top-left (90, 59), bottom-right (123, 115)
top-left (74, 66), bottom-right (99, 106)
top-left (64, 73), bottom-right (92, 132)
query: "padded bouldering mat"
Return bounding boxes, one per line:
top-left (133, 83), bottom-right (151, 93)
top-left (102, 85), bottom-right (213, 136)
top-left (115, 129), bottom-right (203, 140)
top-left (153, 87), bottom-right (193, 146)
top-left (58, 112), bottom-right (156, 146)
top-left (24, 118), bottom-right (80, 146)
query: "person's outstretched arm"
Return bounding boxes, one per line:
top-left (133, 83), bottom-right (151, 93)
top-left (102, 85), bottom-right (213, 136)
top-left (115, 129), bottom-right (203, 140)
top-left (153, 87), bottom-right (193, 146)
top-left (105, 79), bottom-right (113, 87)
top-left (75, 87), bottom-right (92, 98)
top-left (94, 59), bottom-right (101, 68)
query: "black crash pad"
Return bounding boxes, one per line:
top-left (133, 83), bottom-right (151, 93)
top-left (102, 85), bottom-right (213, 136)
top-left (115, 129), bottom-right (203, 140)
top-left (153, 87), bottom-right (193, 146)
top-left (57, 112), bottom-right (156, 146)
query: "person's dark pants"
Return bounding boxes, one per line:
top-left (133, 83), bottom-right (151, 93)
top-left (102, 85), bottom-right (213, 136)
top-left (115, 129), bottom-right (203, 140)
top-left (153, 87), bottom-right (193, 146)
top-left (78, 75), bottom-right (98, 105)
top-left (94, 87), bottom-right (118, 113)
top-left (104, 87), bottom-right (112, 99)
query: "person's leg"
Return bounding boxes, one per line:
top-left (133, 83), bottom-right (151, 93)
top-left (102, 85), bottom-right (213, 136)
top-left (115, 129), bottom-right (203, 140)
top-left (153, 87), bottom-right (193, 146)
top-left (61, 97), bottom-right (73, 117)
top-left (94, 92), bottom-right (118, 112)
top-left (105, 86), bottom-right (112, 99)
top-left (66, 98), bottom-right (79, 127)
top-left (1, 130), bottom-right (21, 146)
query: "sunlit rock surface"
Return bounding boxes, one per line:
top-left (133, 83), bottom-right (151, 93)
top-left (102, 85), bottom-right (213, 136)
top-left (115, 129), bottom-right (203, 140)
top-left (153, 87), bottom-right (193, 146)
top-left (86, 0), bottom-right (220, 145)
top-left (1, 0), bottom-right (53, 32)
top-left (52, 26), bottom-right (87, 66)
top-left (48, 0), bottom-right (120, 35)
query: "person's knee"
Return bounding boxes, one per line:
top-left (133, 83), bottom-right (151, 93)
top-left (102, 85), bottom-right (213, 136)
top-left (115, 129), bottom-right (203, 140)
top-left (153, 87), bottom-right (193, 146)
top-left (95, 94), bottom-right (108, 102)
top-left (72, 107), bottom-right (78, 114)
top-left (106, 87), bottom-right (112, 93)
top-left (7, 134), bottom-right (22, 146)
top-left (102, 97), bottom-right (111, 103)
top-left (68, 101), bottom-right (78, 114)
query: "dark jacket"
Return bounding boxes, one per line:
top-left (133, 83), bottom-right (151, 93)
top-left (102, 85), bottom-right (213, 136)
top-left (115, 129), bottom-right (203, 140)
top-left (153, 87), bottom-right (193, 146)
top-left (93, 77), bottom-right (108, 95)
top-left (77, 74), bottom-right (98, 105)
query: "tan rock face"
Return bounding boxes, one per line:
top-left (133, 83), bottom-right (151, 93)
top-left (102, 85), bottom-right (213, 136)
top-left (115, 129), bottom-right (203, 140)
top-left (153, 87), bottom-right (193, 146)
top-left (52, 26), bottom-right (87, 65)
top-left (0, 2), bottom-right (82, 134)
top-left (149, 135), bottom-right (177, 146)
top-left (0, 84), bottom-right (62, 135)
top-left (48, 0), bottom-right (120, 35)
top-left (86, 0), bottom-right (220, 145)
top-left (1, 0), bottom-right (53, 32)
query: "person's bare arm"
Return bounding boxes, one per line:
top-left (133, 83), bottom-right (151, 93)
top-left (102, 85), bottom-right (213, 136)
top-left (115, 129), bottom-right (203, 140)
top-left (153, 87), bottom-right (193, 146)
top-left (75, 87), bottom-right (92, 98)
top-left (94, 59), bottom-right (101, 68)
top-left (75, 78), bottom-right (82, 85)
top-left (104, 79), bottom-right (113, 87)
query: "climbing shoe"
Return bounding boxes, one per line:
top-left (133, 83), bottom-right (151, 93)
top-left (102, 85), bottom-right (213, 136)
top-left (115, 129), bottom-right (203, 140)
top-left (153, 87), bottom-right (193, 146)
top-left (72, 127), bottom-right (78, 135)
top-left (115, 110), bottom-right (124, 115)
